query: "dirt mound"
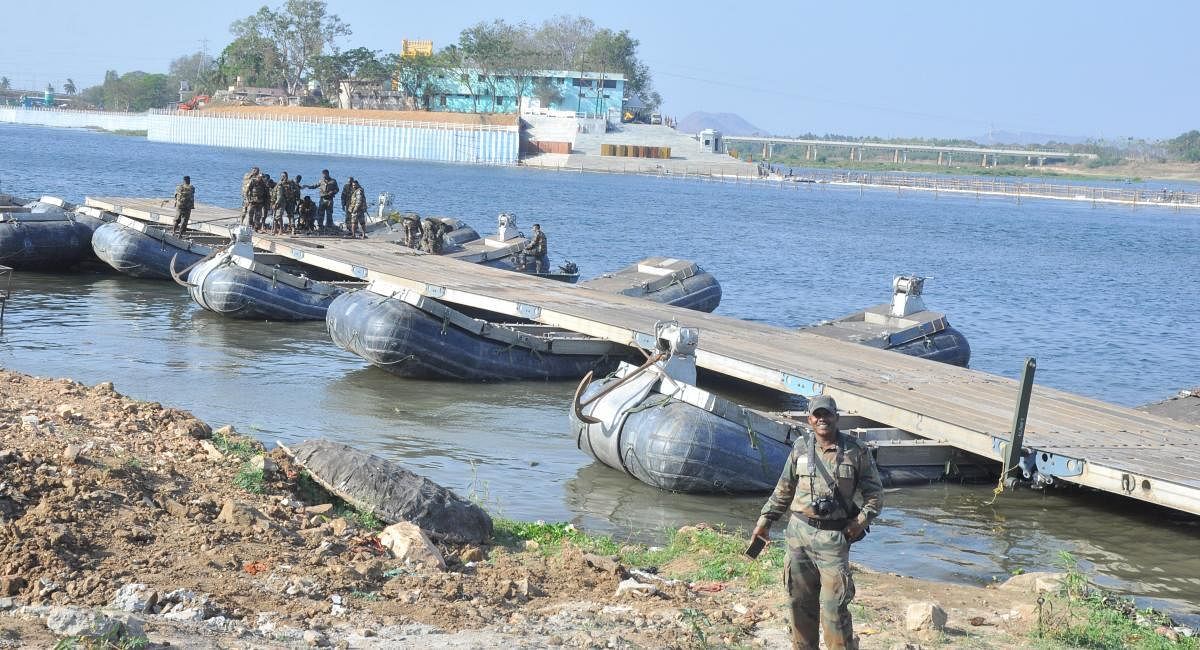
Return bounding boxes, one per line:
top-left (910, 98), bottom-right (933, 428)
top-left (0, 370), bottom-right (777, 647)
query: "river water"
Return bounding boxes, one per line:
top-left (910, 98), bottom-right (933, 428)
top-left (2, 123), bottom-right (1199, 621)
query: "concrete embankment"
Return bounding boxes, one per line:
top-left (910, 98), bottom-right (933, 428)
top-left (0, 106), bottom-right (520, 165)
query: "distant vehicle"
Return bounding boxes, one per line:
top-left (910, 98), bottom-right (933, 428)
top-left (179, 94), bottom-right (210, 111)
top-left (649, 113), bottom-right (662, 125)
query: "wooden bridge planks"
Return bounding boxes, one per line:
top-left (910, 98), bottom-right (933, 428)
top-left (85, 197), bottom-right (1200, 515)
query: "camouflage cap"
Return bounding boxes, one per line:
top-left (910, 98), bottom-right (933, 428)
top-left (807, 394), bottom-right (838, 415)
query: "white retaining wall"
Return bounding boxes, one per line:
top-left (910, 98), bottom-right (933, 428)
top-left (0, 107), bottom-right (520, 165)
top-left (0, 106), bottom-right (147, 131)
top-left (146, 111), bottom-right (519, 165)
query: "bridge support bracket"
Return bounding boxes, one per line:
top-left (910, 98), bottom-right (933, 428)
top-left (991, 438), bottom-right (1086, 488)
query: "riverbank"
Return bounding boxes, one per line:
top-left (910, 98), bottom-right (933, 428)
top-left (2, 368), bottom-right (1195, 649)
top-left (760, 157), bottom-right (1200, 184)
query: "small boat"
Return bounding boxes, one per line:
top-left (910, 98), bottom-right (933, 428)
top-left (571, 322), bottom-right (792, 492)
top-left (38, 197), bottom-right (112, 239)
top-left (801, 275), bottom-right (970, 366)
top-left (0, 195), bottom-right (97, 270)
top-left (578, 257), bottom-right (721, 313)
top-left (93, 215), bottom-right (226, 280)
top-left (326, 286), bottom-right (625, 380)
top-left (183, 212), bottom-right (536, 323)
top-left (326, 255), bottom-right (725, 381)
top-left (182, 226), bottom-right (357, 321)
top-left (571, 321), bottom-right (989, 494)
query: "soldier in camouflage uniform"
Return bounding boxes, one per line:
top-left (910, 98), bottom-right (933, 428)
top-left (240, 167), bottom-right (259, 225)
top-left (346, 179), bottom-right (368, 239)
top-left (401, 213), bottom-right (421, 248)
top-left (304, 170), bottom-right (339, 232)
top-left (247, 172), bottom-right (269, 232)
top-left (525, 224), bottom-right (548, 273)
top-left (341, 176), bottom-right (355, 230)
top-left (269, 172), bottom-right (290, 234)
top-left (419, 218), bottom-right (445, 254)
top-left (172, 175), bottom-right (195, 236)
top-left (296, 196), bottom-right (317, 233)
top-left (752, 394), bottom-right (883, 650)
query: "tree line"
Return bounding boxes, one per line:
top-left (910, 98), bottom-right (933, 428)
top-left (70, 1), bottom-right (658, 113)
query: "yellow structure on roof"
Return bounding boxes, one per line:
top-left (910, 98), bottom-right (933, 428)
top-left (402, 39), bottom-right (433, 58)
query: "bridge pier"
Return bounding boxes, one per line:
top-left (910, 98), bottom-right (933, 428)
top-left (937, 151), bottom-right (944, 165)
top-left (981, 154), bottom-right (988, 167)
top-left (893, 149), bottom-right (899, 163)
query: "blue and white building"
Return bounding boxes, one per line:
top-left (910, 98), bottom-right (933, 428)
top-left (426, 70), bottom-right (625, 121)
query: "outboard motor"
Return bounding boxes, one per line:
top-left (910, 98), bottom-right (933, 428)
top-left (890, 275), bottom-right (927, 317)
top-left (496, 212), bottom-right (519, 241)
top-left (377, 192), bottom-right (393, 220)
top-left (654, 320), bottom-right (699, 385)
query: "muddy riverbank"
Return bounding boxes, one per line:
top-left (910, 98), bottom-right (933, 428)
top-left (1, 368), bottom-right (1130, 648)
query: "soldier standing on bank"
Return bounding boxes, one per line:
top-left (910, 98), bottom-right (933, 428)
top-left (752, 394), bottom-right (883, 650)
top-left (526, 223), bottom-right (548, 273)
top-left (172, 175), bottom-right (195, 236)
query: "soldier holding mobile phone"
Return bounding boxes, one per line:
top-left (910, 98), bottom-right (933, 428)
top-left (750, 394), bottom-right (883, 650)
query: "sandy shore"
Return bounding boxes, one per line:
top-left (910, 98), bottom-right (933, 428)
top-left (3, 368), bottom-right (1186, 648)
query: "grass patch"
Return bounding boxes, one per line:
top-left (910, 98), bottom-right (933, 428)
top-left (336, 504), bottom-right (384, 531)
top-left (110, 129), bottom-right (148, 137)
top-left (211, 430), bottom-right (261, 461)
top-left (1036, 551), bottom-right (1197, 650)
top-left (234, 464), bottom-right (265, 494)
top-left (493, 519), bottom-right (786, 591)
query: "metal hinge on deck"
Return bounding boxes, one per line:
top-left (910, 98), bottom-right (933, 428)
top-left (992, 438), bottom-right (1086, 488)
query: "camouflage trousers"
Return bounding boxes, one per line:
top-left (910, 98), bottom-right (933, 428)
top-left (784, 516), bottom-right (856, 650)
top-left (173, 207), bottom-right (191, 235)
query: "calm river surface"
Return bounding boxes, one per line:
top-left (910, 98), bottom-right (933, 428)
top-left (2, 123), bottom-right (1199, 620)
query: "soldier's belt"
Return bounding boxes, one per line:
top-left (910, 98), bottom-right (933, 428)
top-left (800, 516), bottom-right (849, 531)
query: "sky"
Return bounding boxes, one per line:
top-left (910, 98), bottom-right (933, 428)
top-left (2, 0), bottom-right (1197, 140)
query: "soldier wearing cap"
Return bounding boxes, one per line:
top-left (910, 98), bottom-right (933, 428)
top-left (752, 394), bottom-right (883, 650)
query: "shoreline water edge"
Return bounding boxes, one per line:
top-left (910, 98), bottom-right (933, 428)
top-left (1, 368), bottom-right (1196, 649)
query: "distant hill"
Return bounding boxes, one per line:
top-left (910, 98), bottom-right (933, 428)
top-left (677, 112), bottom-right (766, 136)
top-left (974, 130), bottom-right (1089, 146)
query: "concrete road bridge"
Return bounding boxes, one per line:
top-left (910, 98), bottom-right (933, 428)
top-left (724, 136), bottom-right (1097, 167)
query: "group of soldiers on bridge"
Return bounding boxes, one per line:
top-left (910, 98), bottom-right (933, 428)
top-left (238, 167), bottom-right (369, 239)
top-left (170, 168), bottom-right (551, 267)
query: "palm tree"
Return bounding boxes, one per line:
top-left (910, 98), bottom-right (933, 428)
top-left (0, 77), bottom-right (10, 91)
top-left (64, 78), bottom-right (76, 95)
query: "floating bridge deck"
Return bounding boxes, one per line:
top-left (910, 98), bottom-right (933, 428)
top-left (86, 197), bottom-right (1200, 516)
